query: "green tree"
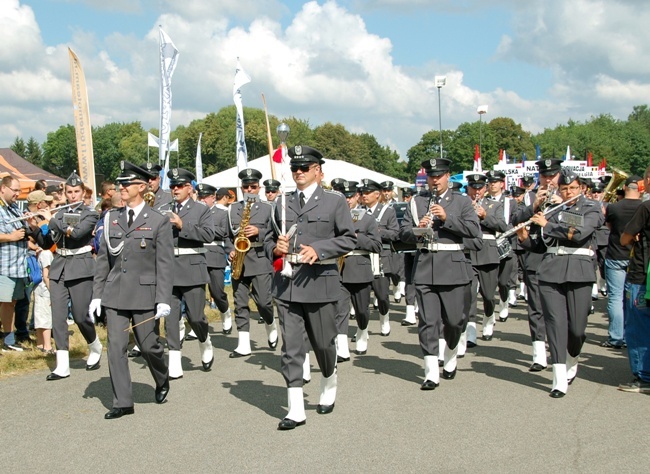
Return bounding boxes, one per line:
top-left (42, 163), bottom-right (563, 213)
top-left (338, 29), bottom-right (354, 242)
top-left (10, 137), bottom-right (26, 158)
top-left (25, 137), bottom-right (42, 166)
top-left (42, 125), bottom-right (77, 178)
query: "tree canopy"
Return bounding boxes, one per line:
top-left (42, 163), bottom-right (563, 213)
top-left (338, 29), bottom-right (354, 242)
top-left (10, 104), bottom-right (650, 185)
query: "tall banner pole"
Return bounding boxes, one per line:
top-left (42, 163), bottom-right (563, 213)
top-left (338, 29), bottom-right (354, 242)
top-left (68, 48), bottom-right (96, 204)
top-left (261, 93), bottom-right (276, 180)
top-left (158, 27), bottom-right (179, 191)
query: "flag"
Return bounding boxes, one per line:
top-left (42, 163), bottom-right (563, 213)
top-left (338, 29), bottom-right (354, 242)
top-left (587, 151), bottom-right (593, 167)
top-left (521, 152), bottom-right (526, 167)
top-left (272, 144), bottom-right (291, 186)
top-left (158, 27), bottom-right (179, 171)
top-left (472, 144), bottom-right (482, 172)
top-left (148, 132), bottom-right (159, 148)
top-left (565, 145), bottom-right (571, 161)
top-left (68, 48), bottom-right (96, 201)
top-left (598, 157), bottom-right (607, 171)
top-left (499, 149), bottom-right (507, 165)
top-left (233, 58), bottom-right (251, 175)
top-left (169, 139), bottom-right (179, 152)
top-left (195, 132), bottom-right (203, 183)
top-left (535, 144), bottom-right (541, 160)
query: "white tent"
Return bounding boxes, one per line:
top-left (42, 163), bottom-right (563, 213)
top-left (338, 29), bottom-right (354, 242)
top-left (203, 155), bottom-right (412, 191)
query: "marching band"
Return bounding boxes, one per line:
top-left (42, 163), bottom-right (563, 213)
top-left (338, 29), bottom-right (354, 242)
top-left (6, 149), bottom-right (644, 425)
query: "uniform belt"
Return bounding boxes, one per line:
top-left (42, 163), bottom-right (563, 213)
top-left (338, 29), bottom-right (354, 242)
top-left (382, 243), bottom-right (393, 250)
top-left (205, 241), bottom-right (225, 247)
top-left (174, 247), bottom-right (207, 256)
top-left (416, 243), bottom-right (465, 252)
top-left (56, 245), bottom-right (92, 256)
top-left (546, 246), bottom-right (594, 256)
top-left (482, 234), bottom-right (496, 240)
top-left (249, 242), bottom-right (263, 248)
top-left (286, 253), bottom-right (338, 265)
top-left (346, 250), bottom-right (370, 257)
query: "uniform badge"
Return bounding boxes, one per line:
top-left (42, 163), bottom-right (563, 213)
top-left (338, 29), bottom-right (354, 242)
top-left (246, 169), bottom-right (252, 177)
top-left (112, 220), bottom-right (118, 225)
top-left (172, 168), bottom-right (179, 178)
top-left (473, 174), bottom-right (479, 181)
top-left (430, 159), bottom-right (437, 168)
top-left (140, 237), bottom-right (147, 249)
top-left (545, 159), bottom-right (551, 167)
top-left (120, 160), bottom-right (125, 170)
top-left (295, 145), bottom-right (302, 156)
top-left (145, 162), bottom-right (153, 170)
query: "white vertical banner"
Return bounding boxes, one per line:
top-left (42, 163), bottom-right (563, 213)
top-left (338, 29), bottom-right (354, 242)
top-left (148, 132), bottom-right (160, 148)
top-left (233, 58), bottom-right (251, 174)
top-left (159, 27), bottom-right (179, 190)
top-left (195, 132), bottom-right (203, 183)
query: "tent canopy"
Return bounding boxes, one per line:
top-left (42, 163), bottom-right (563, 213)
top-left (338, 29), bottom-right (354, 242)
top-left (0, 148), bottom-right (64, 199)
top-left (203, 155), bottom-right (411, 191)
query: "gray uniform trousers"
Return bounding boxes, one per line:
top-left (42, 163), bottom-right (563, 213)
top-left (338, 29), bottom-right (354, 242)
top-left (417, 283), bottom-right (470, 355)
top-left (404, 253), bottom-right (417, 305)
top-left (208, 268), bottom-right (229, 313)
top-left (342, 283), bottom-right (372, 330)
top-left (232, 273), bottom-right (274, 330)
top-left (167, 285), bottom-right (210, 350)
top-left (106, 308), bottom-right (167, 408)
top-left (470, 264), bottom-right (499, 322)
top-left (50, 278), bottom-right (96, 351)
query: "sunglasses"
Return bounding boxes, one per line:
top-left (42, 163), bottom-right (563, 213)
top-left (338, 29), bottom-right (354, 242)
top-left (290, 164), bottom-right (316, 173)
top-left (169, 183), bottom-right (189, 189)
top-left (242, 184), bottom-right (259, 190)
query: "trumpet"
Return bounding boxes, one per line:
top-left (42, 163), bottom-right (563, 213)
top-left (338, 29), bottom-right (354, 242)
top-left (539, 184), bottom-right (557, 211)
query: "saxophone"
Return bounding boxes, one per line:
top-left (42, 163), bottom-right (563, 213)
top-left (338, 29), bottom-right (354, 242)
top-left (231, 197), bottom-right (254, 280)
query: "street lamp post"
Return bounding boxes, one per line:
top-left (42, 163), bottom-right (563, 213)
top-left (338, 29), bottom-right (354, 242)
top-left (477, 104), bottom-right (488, 165)
top-left (435, 75), bottom-right (446, 159)
top-left (277, 122), bottom-right (290, 145)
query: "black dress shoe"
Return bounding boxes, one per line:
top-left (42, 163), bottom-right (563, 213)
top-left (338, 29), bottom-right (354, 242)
top-left (420, 380), bottom-right (439, 391)
top-left (86, 360), bottom-right (101, 371)
top-left (351, 335), bottom-right (357, 342)
top-left (303, 378), bottom-right (311, 385)
top-left (401, 320), bottom-right (416, 326)
top-left (155, 380), bottom-right (170, 404)
top-left (277, 418), bottom-right (306, 430)
top-left (104, 407), bottom-right (135, 419)
top-left (349, 314), bottom-right (356, 320)
top-left (380, 331), bottom-right (391, 337)
top-left (549, 389), bottom-right (565, 398)
top-left (316, 403), bottom-right (335, 415)
top-left (268, 338), bottom-right (278, 350)
top-left (202, 357), bottom-right (214, 371)
top-left (46, 372), bottom-right (69, 381)
top-left (568, 376), bottom-right (576, 386)
top-left (128, 349), bottom-right (141, 358)
top-left (258, 317), bottom-right (265, 324)
top-left (337, 355), bottom-right (350, 363)
top-left (482, 334), bottom-right (493, 341)
top-left (442, 369), bottom-right (456, 380)
top-left (394, 296), bottom-right (402, 303)
top-left (185, 334), bottom-right (198, 341)
top-left (438, 359), bottom-right (444, 367)
top-left (355, 350), bottom-right (366, 355)
top-left (222, 328), bottom-right (232, 335)
top-left (467, 341), bottom-right (477, 348)
top-left (229, 351), bottom-right (250, 359)
top-left (498, 317), bottom-right (508, 323)
top-left (529, 363), bottom-right (547, 372)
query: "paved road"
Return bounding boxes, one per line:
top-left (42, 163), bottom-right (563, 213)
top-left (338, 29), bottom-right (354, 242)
top-left (1, 296), bottom-right (647, 473)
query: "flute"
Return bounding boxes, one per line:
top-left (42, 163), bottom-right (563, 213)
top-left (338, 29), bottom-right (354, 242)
top-left (7, 202), bottom-right (83, 224)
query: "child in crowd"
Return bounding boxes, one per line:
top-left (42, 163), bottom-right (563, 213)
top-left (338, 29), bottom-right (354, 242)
top-left (34, 248), bottom-right (54, 354)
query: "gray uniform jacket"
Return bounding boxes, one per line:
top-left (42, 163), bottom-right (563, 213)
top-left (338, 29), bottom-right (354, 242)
top-left (93, 205), bottom-right (174, 309)
top-left (153, 187), bottom-right (173, 211)
top-left (368, 203), bottom-right (400, 274)
top-left (206, 205), bottom-right (231, 269)
top-left (264, 186), bottom-right (357, 303)
top-left (400, 191), bottom-right (481, 286)
top-left (229, 200), bottom-right (274, 277)
top-left (467, 198), bottom-right (507, 266)
top-left (520, 195), bottom-right (603, 284)
top-left (48, 206), bottom-right (99, 282)
top-left (172, 198), bottom-right (215, 286)
top-left (341, 212), bottom-right (382, 284)
top-left (592, 200), bottom-right (610, 247)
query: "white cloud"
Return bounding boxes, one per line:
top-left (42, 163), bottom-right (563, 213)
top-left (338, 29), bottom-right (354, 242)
top-left (2, 0), bottom-right (650, 166)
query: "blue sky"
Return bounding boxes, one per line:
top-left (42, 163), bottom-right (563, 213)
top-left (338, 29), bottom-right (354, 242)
top-left (2, 0), bottom-right (648, 160)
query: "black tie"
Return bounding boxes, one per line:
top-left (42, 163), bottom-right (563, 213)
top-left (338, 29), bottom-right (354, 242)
top-left (299, 192), bottom-right (305, 209)
top-left (128, 209), bottom-right (135, 227)
top-left (176, 202), bottom-right (183, 214)
top-left (367, 208), bottom-right (372, 215)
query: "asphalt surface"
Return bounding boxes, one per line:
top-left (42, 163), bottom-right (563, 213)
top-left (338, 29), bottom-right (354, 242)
top-left (1, 294), bottom-right (648, 473)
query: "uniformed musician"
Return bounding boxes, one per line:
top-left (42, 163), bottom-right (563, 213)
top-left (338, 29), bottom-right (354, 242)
top-left (399, 187), bottom-right (419, 326)
top-left (141, 162), bottom-right (173, 211)
top-left (337, 181), bottom-right (382, 358)
top-left (360, 179), bottom-right (400, 337)
top-left (462, 173), bottom-right (507, 346)
top-left (399, 158), bottom-right (481, 390)
top-left (165, 168), bottom-right (215, 379)
top-left (263, 179), bottom-right (281, 204)
top-left (196, 184), bottom-right (233, 335)
top-left (90, 162), bottom-right (173, 418)
top-left (45, 172), bottom-right (102, 381)
top-left (227, 168), bottom-right (278, 357)
top-left (517, 168), bottom-right (602, 397)
top-left (265, 145), bottom-right (356, 430)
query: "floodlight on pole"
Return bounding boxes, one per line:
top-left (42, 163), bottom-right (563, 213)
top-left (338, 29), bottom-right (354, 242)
top-left (435, 75), bottom-right (447, 159)
top-left (477, 104), bottom-right (488, 164)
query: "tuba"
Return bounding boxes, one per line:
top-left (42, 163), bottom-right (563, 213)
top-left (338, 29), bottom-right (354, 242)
top-left (600, 168), bottom-right (628, 203)
top-left (231, 197), bottom-right (255, 280)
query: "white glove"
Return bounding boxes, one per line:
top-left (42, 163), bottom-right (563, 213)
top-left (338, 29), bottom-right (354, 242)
top-left (155, 303), bottom-right (171, 320)
top-left (88, 299), bottom-right (102, 323)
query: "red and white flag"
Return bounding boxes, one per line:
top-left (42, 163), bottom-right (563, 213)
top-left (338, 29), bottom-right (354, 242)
top-left (472, 144), bottom-right (482, 172)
